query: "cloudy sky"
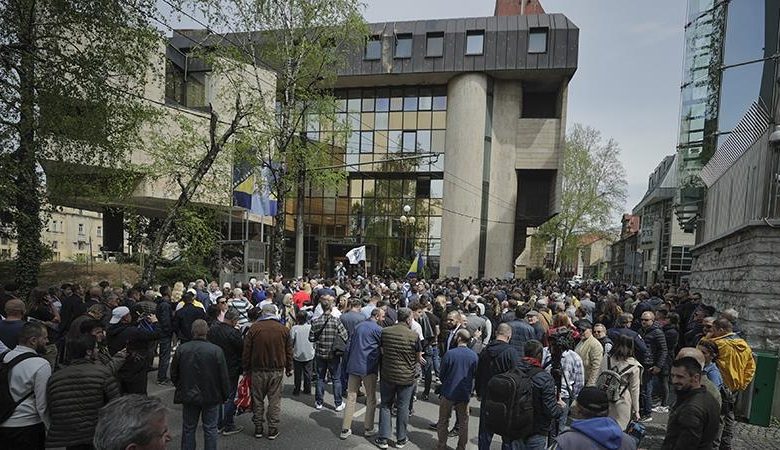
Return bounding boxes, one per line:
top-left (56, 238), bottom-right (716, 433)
top-left (163, 0), bottom-right (688, 213)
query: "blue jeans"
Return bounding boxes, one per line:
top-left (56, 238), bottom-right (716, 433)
top-left (315, 356), bottom-right (343, 406)
top-left (218, 379), bottom-right (238, 429)
top-left (422, 346), bottom-right (438, 396)
top-left (157, 337), bottom-right (172, 382)
top-left (477, 402), bottom-right (515, 450)
top-left (640, 372), bottom-right (655, 415)
top-left (378, 380), bottom-right (415, 442)
top-left (515, 434), bottom-right (547, 450)
top-left (181, 403), bottom-right (219, 450)
top-left (555, 396), bottom-right (572, 435)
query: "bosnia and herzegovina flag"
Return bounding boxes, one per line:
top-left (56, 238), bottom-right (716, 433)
top-left (232, 163), bottom-right (278, 217)
top-left (406, 252), bottom-right (424, 278)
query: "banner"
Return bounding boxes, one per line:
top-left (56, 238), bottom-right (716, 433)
top-left (346, 246), bottom-right (367, 264)
top-left (406, 252), bottom-right (424, 278)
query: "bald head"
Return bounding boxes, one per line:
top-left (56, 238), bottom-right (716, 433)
top-left (496, 323), bottom-right (512, 342)
top-left (191, 319), bottom-right (209, 338)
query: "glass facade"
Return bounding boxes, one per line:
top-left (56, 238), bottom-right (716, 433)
top-left (290, 86), bottom-right (447, 276)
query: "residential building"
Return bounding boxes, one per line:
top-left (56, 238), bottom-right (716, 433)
top-left (609, 214), bottom-right (641, 283)
top-left (0, 207), bottom-right (113, 262)
top-left (575, 234), bottom-right (615, 280)
top-left (632, 155), bottom-right (695, 285)
top-left (169, 0), bottom-right (579, 278)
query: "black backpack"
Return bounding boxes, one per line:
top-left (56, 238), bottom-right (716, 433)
top-left (0, 351), bottom-right (44, 423)
top-left (483, 365), bottom-right (543, 440)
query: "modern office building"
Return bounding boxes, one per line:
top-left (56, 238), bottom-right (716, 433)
top-left (632, 155), bottom-right (695, 285)
top-left (677, 0), bottom-right (780, 353)
top-left (267, 0), bottom-right (579, 278)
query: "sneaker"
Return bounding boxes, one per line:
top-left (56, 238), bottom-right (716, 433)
top-left (652, 406), bottom-right (669, 414)
top-left (374, 437), bottom-right (389, 449)
top-left (222, 425), bottom-right (243, 436)
top-left (254, 427), bottom-right (263, 438)
top-left (335, 402), bottom-right (346, 412)
top-left (395, 438), bottom-right (408, 448)
top-left (365, 428), bottom-right (378, 437)
top-left (315, 402), bottom-right (324, 410)
top-left (156, 379), bottom-right (173, 386)
top-left (340, 428), bottom-right (352, 439)
top-left (639, 415), bottom-right (653, 423)
top-left (266, 428), bottom-right (279, 440)
top-left (419, 393), bottom-right (429, 401)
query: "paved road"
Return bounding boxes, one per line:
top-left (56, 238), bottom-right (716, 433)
top-left (148, 372), bottom-right (780, 450)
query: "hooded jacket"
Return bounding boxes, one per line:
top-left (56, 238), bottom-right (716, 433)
top-left (555, 417), bottom-right (637, 450)
top-left (712, 332), bottom-right (755, 391)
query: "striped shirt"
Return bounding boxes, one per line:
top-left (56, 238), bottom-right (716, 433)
top-left (228, 297), bottom-right (252, 326)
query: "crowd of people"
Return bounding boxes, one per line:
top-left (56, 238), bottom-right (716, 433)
top-left (0, 275), bottom-right (754, 450)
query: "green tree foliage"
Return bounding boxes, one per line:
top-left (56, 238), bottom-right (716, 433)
top-left (180, 0), bottom-right (368, 277)
top-left (534, 124), bottom-right (628, 271)
top-left (0, 0), bottom-right (159, 293)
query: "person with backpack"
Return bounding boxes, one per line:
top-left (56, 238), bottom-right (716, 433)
top-left (0, 322), bottom-right (51, 450)
top-left (435, 329), bottom-right (478, 450)
top-left (709, 318), bottom-right (754, 450)
top-left (598, 333), bottom-right (641, 430)
top-left (309, 296), bottom-right (349, 412)
top-left (555, 386), bottom-right (637, 450)
top-left (475, 323), bottom-right (519, 450)
top-left (483, 339), bottom-right (564, 450)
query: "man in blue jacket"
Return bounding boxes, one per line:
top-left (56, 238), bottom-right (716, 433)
top-left (340, 307), bottom-right (384, 440)
top-left (436, 329), bottom-right (478, 450)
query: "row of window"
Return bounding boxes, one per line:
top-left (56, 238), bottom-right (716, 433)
top-left (366, 28), bottom-right (549, 60)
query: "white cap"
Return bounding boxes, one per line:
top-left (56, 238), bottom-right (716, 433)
top-left (109, 306), bottom-right (130, 324)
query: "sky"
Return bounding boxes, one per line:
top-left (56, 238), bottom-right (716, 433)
top-left (162, 0), bottom-right (688, 213)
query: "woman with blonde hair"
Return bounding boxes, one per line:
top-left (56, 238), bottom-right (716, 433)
top-left (171, 281), bottom-right (184, 302)
top-left (282, 293), bottom-right (296, 329)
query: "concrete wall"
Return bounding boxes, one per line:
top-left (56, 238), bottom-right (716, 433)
top-left (441, 73), bottom-right (488, 278)
top-left (514, 118), bottom-right (562, 170)
top-left (485, 79), bottom-right (521, 278)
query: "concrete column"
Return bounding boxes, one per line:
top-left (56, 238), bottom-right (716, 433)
top-left (441, 73), bottom-right (488, 278)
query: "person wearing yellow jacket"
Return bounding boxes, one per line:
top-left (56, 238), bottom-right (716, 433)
top-left (711, 318), bottom-right (755, 450)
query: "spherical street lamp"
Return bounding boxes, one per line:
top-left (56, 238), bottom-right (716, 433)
top-left (403, 204), bottom-right (411, 214)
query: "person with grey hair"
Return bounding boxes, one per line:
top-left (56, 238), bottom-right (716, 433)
top-left (207, 309), bottom-right (244, 436)
top-left (171, 319), bottom-right (230, 450)
top-left (242, 302), bottom-right (293, 440)
top-left (93, 394), bottom-right (171, 450)
top-left (375, 307), bottom-right (423, 449)
top-left (228, 288), bottom-right (252, 328)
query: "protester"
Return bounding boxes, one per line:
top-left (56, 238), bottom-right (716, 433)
top-left (207, 309), bottom-right (244, 436)
top-left (171, 319), bottom-right (230, 450)
top-left (0, 298), bottom-right (26, 349)
top-left (375, 307), bottom-right (422, 449)
top-left (0, 322), bottom-right (51, 449)
top-left (555, 386), bottom-right (637, 449)
top-left (173, 292), bottom-right (207, 343)
top-left (290, 310), bottom-right (315, 396)
top-left (93, 395), bottom-right (171, 450)
top-left (46, 334), bottom-right (120, 448)
top-left (475, 323), bottom-right (519, 450)
top-left (575, 319), bottom-right (603, 386)
top-left (436, 328), bottom-right (478, 450)
top-left (341, 307), bottom-right (384, 440)
top-left (661, 356), bottom-right (720, 449)
top-left (242, 303), bottom-right (293, 439)
top-left (309, 296), bottom-right (349, 411)
top-left (515, 339), bottom-right (565, 449)
top-left (602, 333), bottom-right (642, 430)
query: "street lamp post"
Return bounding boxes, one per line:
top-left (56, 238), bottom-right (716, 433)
top-left (399, 204), bottom-right (415, 260)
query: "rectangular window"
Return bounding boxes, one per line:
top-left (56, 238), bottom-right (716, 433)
top-left (78, 224), bottom-right (84, 235)
top-left (466, 30), bottom-right (484, 55)
top-left (365, 36), bottom-right (382, 60)
top-left (402, 131), bottom-right (417, 152)
top-left (96, 226), bottom-right (102, 237)
top-left (529, 28), bottom-right (548, 53)
top-left (426, 32), bottom-right (444, 57)
top-left (51, 240), bottom-right (58, 249)
top-left (395, 34), bottom-right (413, 59)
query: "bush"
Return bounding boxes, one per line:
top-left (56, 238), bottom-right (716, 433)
top-left (527, 267), bottom-right (546, 281)
top-left (155, 261), bottom-right (211, 286)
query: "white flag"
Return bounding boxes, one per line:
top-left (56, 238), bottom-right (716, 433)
top-left (346, 246), bottom-right (366, 264)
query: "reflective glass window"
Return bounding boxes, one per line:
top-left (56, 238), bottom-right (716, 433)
top-left (528, 28), bottom-right (548, 53)
top-left (395, 34), bottom-right (413, 58)
top-left (426, 32), bottom-right (444, 57)
top-left (466, 30), bottom-right (484, 55)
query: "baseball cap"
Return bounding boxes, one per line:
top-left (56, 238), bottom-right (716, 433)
top-left (109, 306), bottom-right (130, 324)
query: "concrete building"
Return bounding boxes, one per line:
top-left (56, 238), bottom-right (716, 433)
top-left (266, 0), bottom-right (580, 277)
top-left (575, 234), bottom-right (614, 280)
top-left (632, 155), bottom-right (695, 285)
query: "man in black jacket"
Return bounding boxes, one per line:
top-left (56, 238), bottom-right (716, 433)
top-left (173, 292), bottom-right (207, 343)
top-left (504, 304), bottom-right (535, 357)
top-left (155, 285), bottom-right (174, 385)
top-left (515, 339), bottom-right (565, 449)
top-left (639, 311), bottom-right (668, 420)
top-left (662, 356), bottom-right (719, 449)
top-left (208, 309), bottom-right (244, 436)
top-left (475, 323), bottom-right (519, 450)
top-left (172, 319), bottom-right (230, 450)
